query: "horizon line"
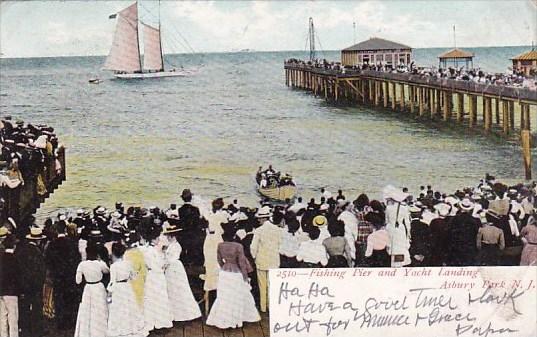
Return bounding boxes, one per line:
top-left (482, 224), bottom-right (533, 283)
top-left (0, 44), bottom-right (534, 60)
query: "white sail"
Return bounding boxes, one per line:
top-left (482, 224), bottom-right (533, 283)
top-left (104, 3), bottom-right (142, 73)
top-left (142, 23), bottom-right (164, 71)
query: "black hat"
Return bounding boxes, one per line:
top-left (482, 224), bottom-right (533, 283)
top-left (181, 189), bottom-right (192, 200)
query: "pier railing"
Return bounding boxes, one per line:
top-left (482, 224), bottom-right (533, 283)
top-left (284, 63), bottom-right (537, 102)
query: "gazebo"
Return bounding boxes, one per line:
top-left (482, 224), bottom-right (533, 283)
top-left (438, 48), bottom-right (474, 69)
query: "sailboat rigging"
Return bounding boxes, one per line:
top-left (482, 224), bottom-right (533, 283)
top-left (103, 1), bottom-right (187, 79)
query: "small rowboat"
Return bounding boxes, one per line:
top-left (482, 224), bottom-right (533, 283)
top-left (257, 184), bottom-right (297, 202)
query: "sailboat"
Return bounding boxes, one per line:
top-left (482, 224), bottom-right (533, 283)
top-left (104, 2), bottom-right (187, 79)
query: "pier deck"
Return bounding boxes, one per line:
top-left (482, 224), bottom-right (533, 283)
top-left (284, 62), bottom-right (537, 178)
top-left (45, 313), bottom-right (270, 337)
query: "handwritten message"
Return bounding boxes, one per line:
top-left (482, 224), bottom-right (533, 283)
top-left (269, 267), bottom-right (537, 337)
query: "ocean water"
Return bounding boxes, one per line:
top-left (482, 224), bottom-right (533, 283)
top-left (0, 46), bottom-right (534, 219)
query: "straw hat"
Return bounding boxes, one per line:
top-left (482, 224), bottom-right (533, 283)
top-left (434, 203), bottom-right (451, 217)
top-left (444, 196), bottom-right (460, 206)
top-left (229, 211), bottom-right (248, 222)
top-left (312, 215), bottom-right (328, 227)
top-left (89, 229), bottom-right (103, 238)
top-left (162, 223), bottom-right (181, 235)
top-left (409, 205), bottom-right (422, 213)
top-left (459, 198), bottom-right (475, 211)
top-left (26, 227), bottom-right (46, 240)
top-left (0, 227), bottom-right (9, 239)
top-left (255, 206), bottom-right (272, 218)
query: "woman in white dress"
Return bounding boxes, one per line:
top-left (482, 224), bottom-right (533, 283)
top-left (106, 242), bottom-right (145, 337)
top-left (385, 198), bottom-right (412, 267)
top-left (162, 224), bottom-right (202, 322)
top-left (206, 227), bottom-right (260, 329)
top-left (141, 238), bottom-right (173, 333)
top-left (74, 243), bottom-right (110, 337)
top-left (203, 198), bottom-right (229, 292)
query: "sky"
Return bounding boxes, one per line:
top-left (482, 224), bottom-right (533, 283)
top-left (0, 0), bottom-right (536, 58)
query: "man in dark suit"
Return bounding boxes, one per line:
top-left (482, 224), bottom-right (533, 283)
top-left (178, 189), bottom-right (206, 266)
top-left (447, 205), bottom-right (480, 266)
top-left (15, 228), bottom-right (47, 337)
top-left (45, 225), bottom-right (81, 330)
top-left (409, 206), bottom-right (432, 266)
top-left (429, 205), bottom-right (451, 267)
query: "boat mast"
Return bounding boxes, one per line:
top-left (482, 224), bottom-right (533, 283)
top-left (158, 0), bottom-right (164, 71)
top-left (136, 0), bottom-right (142, 72)
top-left (308, 17), bottom-right (316, 62)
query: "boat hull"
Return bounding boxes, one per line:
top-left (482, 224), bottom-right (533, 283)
top-left (114, 70), bottom-right (188, 79)
top-left (257, 185), bottom-right (297, 202)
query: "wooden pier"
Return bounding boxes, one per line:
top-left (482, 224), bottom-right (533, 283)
top-left (284, 62), bottom-right (537, 179)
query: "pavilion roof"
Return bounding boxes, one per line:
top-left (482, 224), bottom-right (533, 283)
top-left (343, 37), bottom-right (411, 52)
top-left (511, 50), bottom-right (537, 61)
top-left (438, 48), bottom-right (474, 59)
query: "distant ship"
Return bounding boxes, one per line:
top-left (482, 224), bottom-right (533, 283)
top-left (103, 1), bottom-right (187, 79)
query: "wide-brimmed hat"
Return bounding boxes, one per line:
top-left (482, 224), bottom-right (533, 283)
top-left (471, 193), bottom-right (482, 200)
top-left (444, 196), bottom-right (459, 206)
top-left (312, 215), bottom-right (328, 227)
top-left (255, 206), bottom-right (272, 218)
top-left (382, 185), bottom-right (409, 203)
top-left (162, 223), bottom-right (181, 235)
top-left (212, 198), bottom-right (224, 210)
top-left (229, 211), bottom-right (248, 222)
top-left (0, 227), bottom-right (9, 238)
top-left (434, 203), bottom-right (451, 217)
top-left (26, 227), bottom-right (46, 240)
top-left (459, 198), bottom-right (474, 211)
top-left (89, 229), bottom-right (103, 238)
top-left (409, 205), bottom-right (422, 213)
top-left (414, 201), bottom-right (425, 208)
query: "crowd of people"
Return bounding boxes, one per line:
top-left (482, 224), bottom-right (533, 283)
top-left (1, 175), bottom-right (537, 337)
top-left (285, 58), bottom-right (537, 89)
top-left (0, 117), bottom-right (62, 189)
top-left (0, 117), bottom-right (64, 226)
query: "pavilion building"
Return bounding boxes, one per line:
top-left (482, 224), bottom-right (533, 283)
top-left (341, 37), bottom-right (412, 67)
